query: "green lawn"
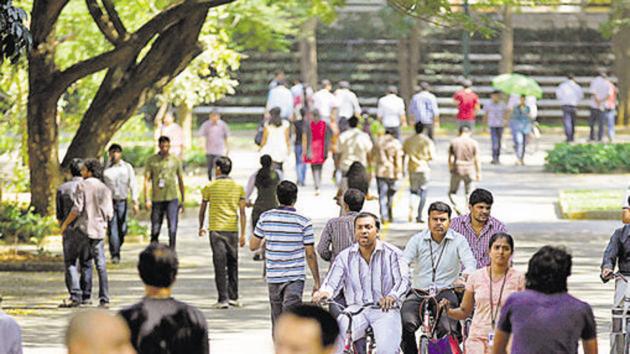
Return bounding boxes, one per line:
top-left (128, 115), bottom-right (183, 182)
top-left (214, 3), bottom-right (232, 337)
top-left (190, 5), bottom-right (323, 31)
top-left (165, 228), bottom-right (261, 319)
top-left (559, 189), bottom-right (624, 219)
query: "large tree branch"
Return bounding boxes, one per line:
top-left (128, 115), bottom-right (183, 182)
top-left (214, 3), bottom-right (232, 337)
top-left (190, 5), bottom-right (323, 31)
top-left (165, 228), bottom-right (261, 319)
top-left (102, 0), bottom-right (128, 37)
top-left (85, 0), bottom-right (122, 44)
top-left (31, 0), bottom-right (70, 44)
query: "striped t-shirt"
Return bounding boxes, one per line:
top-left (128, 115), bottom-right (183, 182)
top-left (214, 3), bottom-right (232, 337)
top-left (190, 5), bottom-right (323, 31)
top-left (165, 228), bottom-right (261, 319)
top-left (254, 206), bottom-right (314, 283)
top-left (201, 177), bottom-right (245, 232)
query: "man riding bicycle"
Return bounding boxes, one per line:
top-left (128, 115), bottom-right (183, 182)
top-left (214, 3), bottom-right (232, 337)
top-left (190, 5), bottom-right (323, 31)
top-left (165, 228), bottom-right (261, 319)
top-left (601, 196), bottom-right (630, 354)
top-left (401, 202), bottom-right (476, 354)
top-left (313, 212), bottom-right (410, 354)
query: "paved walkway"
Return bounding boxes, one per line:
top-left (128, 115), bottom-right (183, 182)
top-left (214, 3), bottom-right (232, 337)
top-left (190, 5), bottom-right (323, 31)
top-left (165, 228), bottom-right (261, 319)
top-left (2, 130), bottom-right (629, 353)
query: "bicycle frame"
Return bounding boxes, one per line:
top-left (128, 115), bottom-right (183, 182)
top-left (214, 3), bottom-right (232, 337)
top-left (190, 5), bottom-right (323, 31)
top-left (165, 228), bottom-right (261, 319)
top-left (609, 273), bottom-right (630, 354)
top-left (411, 286), bottom-right (464, 354)
top-left (324, 300), bottom-right (382, 354)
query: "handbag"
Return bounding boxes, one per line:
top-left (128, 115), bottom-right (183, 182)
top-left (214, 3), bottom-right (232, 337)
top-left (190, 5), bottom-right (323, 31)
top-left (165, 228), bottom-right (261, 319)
top-left (427, 335), bottom-right (462, 354)
top-left (254, 117), bottom-right (265, 146)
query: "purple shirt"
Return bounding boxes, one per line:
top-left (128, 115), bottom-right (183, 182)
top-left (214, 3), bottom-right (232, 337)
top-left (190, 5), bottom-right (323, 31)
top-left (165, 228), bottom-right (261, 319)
top-left (198, 119), bottom-right (229, 155)
top-left (497, 290), bottom-right (596, 354)
top-left (449, 214), bottom-right (507, 268)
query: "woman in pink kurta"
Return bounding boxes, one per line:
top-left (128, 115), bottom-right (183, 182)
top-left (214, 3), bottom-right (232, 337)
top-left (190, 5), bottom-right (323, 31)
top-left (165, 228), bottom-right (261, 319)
top-left (303, 109), bottom-right (331, 195)
top-left (443, 232), bottom-right (525, 354)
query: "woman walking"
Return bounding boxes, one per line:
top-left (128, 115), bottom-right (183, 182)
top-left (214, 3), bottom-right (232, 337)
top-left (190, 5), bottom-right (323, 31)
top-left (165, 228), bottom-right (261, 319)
top-left (442, 233), bottom-right (524, 354)
top-left (260, 108), bottom-right (291, 171)
top-left (303, 109), bottom-right (332, 196)
top-left (509, 95), bottom-right (532, 166)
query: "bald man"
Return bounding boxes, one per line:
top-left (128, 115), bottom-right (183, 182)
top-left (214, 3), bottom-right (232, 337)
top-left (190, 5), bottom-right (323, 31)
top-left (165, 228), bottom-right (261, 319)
top-left (66, 310), bottom-right (135, 354)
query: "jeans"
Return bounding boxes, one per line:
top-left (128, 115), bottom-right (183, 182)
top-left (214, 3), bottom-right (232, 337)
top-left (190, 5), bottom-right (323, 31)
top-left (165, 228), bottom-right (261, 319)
top-left (512, 129), bottom-right (527, 161)
top-left (422, 123), bottom-right (434, 140)
top-left (336, 307), bottom-right (402, 354)
top-left (206, 154), bottom-right (220, 181)
top-left (409, 172), bottom-right (428, 222)
top-left (85, 238), bottom-right (109, 304)
top-left (384, 126), bottom-right (401, 140)
top-left (490, 127), bottom-right (504, 162)
top-left (401, 290), bottom-right (460, 354)
top-left (150, 199), bottom-right (179, 249)
top-left (209, 231), bottom-right (239, 303)
top-left (605, 109), bottom-right (616, 141)
top-left (311, 164), bottom-right (323, 191)
top-left (561, 105), bottom-right (577, 142)
top-left (589, 108), bottom-right (603, 141)
top-left (294, 144), bottom-right (307, 185)
top-left (108, 200), bottom-right (128, 259)
top-left (62, 229), bottom-right (92, 302)
top-left (377, 177), bottom-right (397, 222)
top-left (268, 280), bottom-right (304, 333)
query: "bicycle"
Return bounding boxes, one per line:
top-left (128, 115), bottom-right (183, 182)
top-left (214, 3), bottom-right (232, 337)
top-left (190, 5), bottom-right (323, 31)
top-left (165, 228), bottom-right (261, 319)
top-left (604, 272), bottom-right (630, 354)
top-left (410, 285), bottom-right (465, 354)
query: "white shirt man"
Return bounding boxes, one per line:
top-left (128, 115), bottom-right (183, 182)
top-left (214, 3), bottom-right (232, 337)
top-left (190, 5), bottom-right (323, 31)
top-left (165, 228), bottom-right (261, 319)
top-left (556, 78), bottom-right (584, 107)
top-left (335, 82), bottom-right (361, 119)
top-left (590, 74), bottom-right (612, 110)
top-left (313, 81), bottom-right (339, 123)
top-left (266, 82), bottom-right (294, 120)
top-left (377, 89), bottom-right (406, 129)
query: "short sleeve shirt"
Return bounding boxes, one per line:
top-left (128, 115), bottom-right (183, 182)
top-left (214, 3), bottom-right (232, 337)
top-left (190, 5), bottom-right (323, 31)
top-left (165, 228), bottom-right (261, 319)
top-left (453, 90), bottom-right (479, 120)
top-left (145, 154), bottom-right (183, 202)
top-left (201, 177), bottom-right (245, 232)
top-left (254, 207), bottom-right (314, 283)
top-left (198, 120), bottom-right (229, 155)
top-left (449, 136), bottom-right (479, 176)
top-left (483, 101), bottom-right (507, 128)
top-left (497, 290), bottom-right (597, 354)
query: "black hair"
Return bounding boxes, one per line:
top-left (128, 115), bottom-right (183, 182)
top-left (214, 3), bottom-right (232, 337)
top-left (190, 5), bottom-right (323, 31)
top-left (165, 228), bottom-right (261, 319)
top-left (269, 107), bottom-right (282, 127)
top-left (354, 211), bottom-right (381, 231)
top-left (82, 158), bottom-right (103, 180)
top-left (428, 201), bottom-right (452, 218)
top-left (345, 162), bottom-right (369, 195)
top-left (627, 195), bottom-right (630, 207)
top-left (255, 155), bottom-right (277, 189)
top-left (343, 188), bottom-right (365, 212)
top-left (525, 245), bottom-right (572, 294)
top-left (348, 116), bottom-right (359, 128)
top-left (69, 158), bottom-right (83, 177)
top-left (138, 243), bottom-right (178, 288)
top-left (284, 304), bottom-right (339, 348)
top-left (458, 125), bottom-right (471, 134)
top-left (158, 136), bottom-right (170, 144)
top-left (491, 90), bottom-right (501, 95)
top-left (414, 121), bottom-right (424, 134)
top-left (567, 73), bottom-right (575, 80)
top-left (215, 156), bottom-right (232, 175)
top-left (488, 232), bottom-right (514, 252)
top-left (108, 144), bottom-right (122, 153)
top-left (469, 188), bottom-right (494, 206)
top-left (276, 180), bottom-right (298, 206)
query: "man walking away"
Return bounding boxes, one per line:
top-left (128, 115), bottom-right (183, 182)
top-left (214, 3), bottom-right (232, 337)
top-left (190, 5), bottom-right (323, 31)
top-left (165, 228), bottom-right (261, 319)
top-left (483, 90), bottom-right (508, 164)
top-left (335, 81), bottom-right (361, 133)
top-left (589, 69), bottom-right (613, 142)
top-left (250, 181), bottom-right (321, 333)
top-left (453, 79), bottom-right (480, 129)
top-left (198, 156), bottom-right (247, 309)
top-left (57, 158), bottom-right (92, 307)
top-left (448, 126), bottom-right (480, 215)
top-left (377, 85), bottom-right (407, 140)
top-left (1, 296), bottom-right (23, 354)
top-left (198, 111), bottom-right (229, 181)
top-left (144, 136), bottom-right (185, 249)
top-left (337, 117), bottom-right (373, 184)
top-left (266, 80), bottom-right (294, 121)
top-left (409, 82), bottom-right (440, 140)
top-left (312, 79), bottom-right (339, 125)
top-left (373, 129), bottom-right (404, 223)
top-left (104, 144), bottom-right (139, 264)
top-left (449, 188), bottom-right (507, 268)
top-left (60, 159), bottom-right (113, 308)
top-left (555, 74), bottom-right (584, 143)
top-left (120, 244), bottom-right (209, 354)
top-left (403, 122), bottom-right (435, 223)
top-left (66, 310), bottom-right (136, 354)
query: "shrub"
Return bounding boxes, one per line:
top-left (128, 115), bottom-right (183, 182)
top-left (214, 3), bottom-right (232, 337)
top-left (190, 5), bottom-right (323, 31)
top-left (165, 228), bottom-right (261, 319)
top-left (0, 202), bottom-right (58, 244)
top-left (127, 217), bottom-right (148, 237)
top-left (121, 146), bottom-right (154, 168)
top-left (545, 143), bottom-right (630, 174)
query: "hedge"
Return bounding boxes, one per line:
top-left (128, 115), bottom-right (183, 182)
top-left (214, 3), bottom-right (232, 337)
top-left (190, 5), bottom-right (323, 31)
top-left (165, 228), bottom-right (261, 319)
top-left (544, 143), bottom-right (630, 174)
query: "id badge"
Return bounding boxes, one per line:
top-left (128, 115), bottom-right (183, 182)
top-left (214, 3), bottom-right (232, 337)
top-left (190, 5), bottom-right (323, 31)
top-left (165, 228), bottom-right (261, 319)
top-left (487, 332), bottom-right (494, 347)
top-left (428, 285), bottom-right (438, 296)
top-left (158, 178), bottom-right (166, 188)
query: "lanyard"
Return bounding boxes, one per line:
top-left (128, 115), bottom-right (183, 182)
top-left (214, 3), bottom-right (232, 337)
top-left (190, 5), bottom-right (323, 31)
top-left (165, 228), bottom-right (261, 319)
top-left (428, 238), bottom-right (447, 283)
top-left (488, 267), bottom-right (509, 329)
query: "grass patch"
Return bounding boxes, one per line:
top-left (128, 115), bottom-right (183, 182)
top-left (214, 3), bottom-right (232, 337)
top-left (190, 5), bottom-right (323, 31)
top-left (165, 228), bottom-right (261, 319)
top-left (559, 189), bottom-right (624, 219)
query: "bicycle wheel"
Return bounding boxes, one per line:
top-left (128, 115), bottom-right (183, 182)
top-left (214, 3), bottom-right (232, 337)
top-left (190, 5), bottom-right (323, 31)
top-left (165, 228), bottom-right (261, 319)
top-left (419, 336), bottom-right (430, 354)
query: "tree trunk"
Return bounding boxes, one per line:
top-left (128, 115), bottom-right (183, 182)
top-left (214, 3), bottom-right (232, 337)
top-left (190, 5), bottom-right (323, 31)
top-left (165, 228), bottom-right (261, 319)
top-left (177, 103), bottom-right (193, 150)
top-left (612, 4), bottom-right (630, 126)
top-left (409, 20), bottom-right (422, 95)
top-left (62, 8), bottom-right (208, 165)
top-left (398, 37), bottom-right (411, 104)
top-left (499, 5), bottom-right (514, 74)
top-left (299, 18), bottom-right (318, 89)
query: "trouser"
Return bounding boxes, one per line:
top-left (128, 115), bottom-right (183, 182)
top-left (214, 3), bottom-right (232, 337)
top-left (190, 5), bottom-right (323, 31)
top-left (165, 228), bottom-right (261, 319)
top-left (311, 164), bottom-right (323, 190)
top-left (512, 130), bottom-right (527, 161)
top-left (589, 108), bottom-right (603, 141)
top-left (209, 231), bottom-right (239, 303)
top-left (268, 280), bottom-right (304, 334)
top-left (150, 199), bottom-right (179, 249)
top-left (457, 120), bottom-right (475, 130)
top-left (448, 173), bottom-right (472, 196)
top-left (62, 229), bottom-right (92, 302)
top-left (489, 127), bottom-right (504, 162)
top-left (333, 153), bottom-right (343, 185)
top-left (294, 144), bottom-right (307, 185)
top-left (206, 154), bottom-right (220, 180)
top-left (611, 278), bottom-right (627, 354)
top-left (422, 123), bottom-right (434, 140)
top-left (409, 172), bottom-right (428, 222)
top-left (401, 290), bottom-right (460, 354)
top-left (108, 199), bottom-right (128, 259)
top-left (85, 238), bottom-right (109, 304)
top-left (561, 105), bottom-right (577, 142)
top-left (272, 161), bottom-right (284, 172)
top-left (385, 126), bottom-right (401, 140)
top-left (336, 306), bottom-right (402, 354)
top-left (605, 109), bottom-right (616, 142)
top-left (377, 177), bottom-right (397, 222)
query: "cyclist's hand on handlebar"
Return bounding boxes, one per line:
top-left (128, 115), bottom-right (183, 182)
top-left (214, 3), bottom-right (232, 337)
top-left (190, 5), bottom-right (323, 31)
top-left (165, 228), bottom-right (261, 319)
top-left (439, 299), bottom-right (452, 310)
top-left (602, 268), bottom-right (614, 279)
top-left (312, 290), bottom-right (331, 304)
top-left (378, 295), bottom-right (397, 312)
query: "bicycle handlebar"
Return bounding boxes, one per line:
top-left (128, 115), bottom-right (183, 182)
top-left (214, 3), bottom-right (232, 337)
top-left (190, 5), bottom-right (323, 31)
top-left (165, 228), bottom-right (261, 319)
top-left (410, 285), bottom-right (465, 298)
top-left (318, 299), bottom-right (398, 316)
top-left (603, 272), bottom-right (628, 283)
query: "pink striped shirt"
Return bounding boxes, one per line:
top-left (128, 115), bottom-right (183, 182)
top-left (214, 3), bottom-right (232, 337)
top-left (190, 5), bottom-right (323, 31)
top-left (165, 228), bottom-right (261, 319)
top-left (449, 214), bottom-right (507, 268)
